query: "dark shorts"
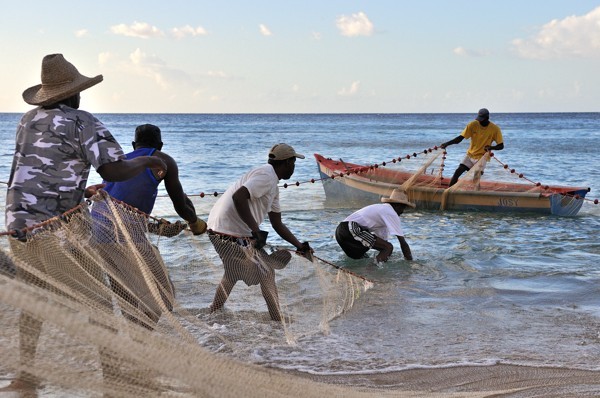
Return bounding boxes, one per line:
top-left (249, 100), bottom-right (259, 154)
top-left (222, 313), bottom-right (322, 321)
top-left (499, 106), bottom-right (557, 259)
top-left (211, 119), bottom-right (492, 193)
top-left (335, 221), bottom-right (376, 259)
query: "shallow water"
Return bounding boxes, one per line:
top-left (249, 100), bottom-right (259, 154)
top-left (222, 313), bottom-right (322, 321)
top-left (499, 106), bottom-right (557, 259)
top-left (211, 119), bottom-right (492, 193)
top-left (1, 112), bottom-right (599, 375)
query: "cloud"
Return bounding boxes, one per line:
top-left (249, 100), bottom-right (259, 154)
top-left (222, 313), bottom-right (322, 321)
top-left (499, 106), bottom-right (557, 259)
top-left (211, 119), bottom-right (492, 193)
top-left (259, 24), bottom-right (272, 36)
top-left (110, 21), bottom-right (164, 39)
top-left (338, 81), bottom-right (361, 96)
top-left (512, 6), bottom-right (600, 59)
top-left (171, 25), bottom-right (208, 39)
top-left (75, 29), bottom-right (88, 38)
top-left (336, 12), bottom-right (374, 37)
top-left (207, 70), bottom-right (229, 79)
top-left (128, 48), bottom-right (190, 89)
top-left (98, 52), bottom-right (115, 66)
top-left (453, 46), bottom-right (490, 57)
top-left (312, 31), bottom-right (322, 41)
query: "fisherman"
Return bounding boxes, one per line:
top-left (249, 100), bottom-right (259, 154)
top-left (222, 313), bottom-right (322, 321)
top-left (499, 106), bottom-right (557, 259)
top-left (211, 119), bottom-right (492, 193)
top-left (89, 124), bottom-right (207, 328)
top-left (99, 123), bottom-right (207, 236)
top-left (440, 108), bottom-right (504, 187)
top-left (335, 189), bottom-right (414, 263)
top-left (206, 143), bottom-right (313, 321)
top-left (2, 53), bottom-right (166, 394)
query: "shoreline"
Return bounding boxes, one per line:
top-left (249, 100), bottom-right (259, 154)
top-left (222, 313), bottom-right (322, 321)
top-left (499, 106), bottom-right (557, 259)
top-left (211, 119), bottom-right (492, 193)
top-left (285, 364), bottom-right (600, 397)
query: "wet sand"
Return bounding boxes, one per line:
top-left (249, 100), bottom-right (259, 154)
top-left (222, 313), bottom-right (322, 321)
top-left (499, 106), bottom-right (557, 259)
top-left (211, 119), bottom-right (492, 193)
top-left (288, 364), bottom-right (600, 397)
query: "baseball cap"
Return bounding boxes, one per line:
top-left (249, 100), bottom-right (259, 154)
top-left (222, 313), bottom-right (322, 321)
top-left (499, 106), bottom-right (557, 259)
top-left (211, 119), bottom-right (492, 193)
top-left (268, 143), bottom-right (305, 160)
top-left (476, 108), bottom-right (490, 122)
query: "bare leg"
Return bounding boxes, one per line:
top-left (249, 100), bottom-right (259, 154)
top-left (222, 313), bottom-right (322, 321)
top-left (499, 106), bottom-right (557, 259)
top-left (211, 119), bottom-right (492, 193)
top-left (259, 269), bottom-right (281, 321)
top-left (0, 313), bottom-right (43, 393)
top-left (449, 164), bottom-right (470, 187)
top-left (209, 276), bottom-right (235, 312)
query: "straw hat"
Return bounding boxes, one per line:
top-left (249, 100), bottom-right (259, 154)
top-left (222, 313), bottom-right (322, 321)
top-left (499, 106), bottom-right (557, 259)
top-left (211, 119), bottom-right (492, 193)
top-left (381, 189), bottom-right (416, 208)
top-left (22, 54), bottom-right (103, 106)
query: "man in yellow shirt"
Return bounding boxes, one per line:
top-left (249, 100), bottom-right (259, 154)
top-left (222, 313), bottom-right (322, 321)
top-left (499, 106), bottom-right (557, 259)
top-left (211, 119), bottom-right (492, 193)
top-left (440, 108), bottom-right (504, 187)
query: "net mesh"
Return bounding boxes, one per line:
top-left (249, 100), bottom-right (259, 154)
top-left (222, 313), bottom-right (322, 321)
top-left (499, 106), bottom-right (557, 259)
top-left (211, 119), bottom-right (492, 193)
top-left (0, 191), bottom-right (374, 397)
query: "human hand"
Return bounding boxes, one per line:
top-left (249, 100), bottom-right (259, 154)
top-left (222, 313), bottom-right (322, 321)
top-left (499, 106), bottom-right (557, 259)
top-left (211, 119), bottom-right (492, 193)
top-left (296, 241), bottom-right (314, 261)
top-left (440, 143), bottom-right (447, 149)
top-left (146, 157), bottom-right (167, 178)
top-left (188, 218), bottom-right (207, 235)
top-left (375, 252), bottom-right (390, 263)
top-left (84, 183), bottom-right (106, 198)
top-left (148, 220), bottom-right (187, 237)
top-left (251, 230), bottom-right (268, 250)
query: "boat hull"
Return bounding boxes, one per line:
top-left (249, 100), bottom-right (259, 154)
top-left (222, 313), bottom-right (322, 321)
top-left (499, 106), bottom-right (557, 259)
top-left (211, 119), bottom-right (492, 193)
top-left (315, 154), bottom-right (588, 216)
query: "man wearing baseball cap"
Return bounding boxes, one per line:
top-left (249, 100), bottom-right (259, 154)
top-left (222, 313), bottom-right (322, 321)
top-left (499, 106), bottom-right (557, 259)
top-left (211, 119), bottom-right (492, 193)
top-left (206, 143), bottom-right (312, 321)
top-left (440, 108), bottom-right (504, 187)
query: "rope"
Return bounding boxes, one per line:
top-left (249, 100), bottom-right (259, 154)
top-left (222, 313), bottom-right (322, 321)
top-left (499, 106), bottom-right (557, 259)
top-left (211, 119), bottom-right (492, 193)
top-left (312, 253), bottom-right (374, 284)
top-left (0, 190), bottom-right (191, 237)
top-left (168, 146), bottom-right (445, 199)
top-left (490, 154), bottom-right (597, 204)
top-left (267, 244), bottom-right (374, 283)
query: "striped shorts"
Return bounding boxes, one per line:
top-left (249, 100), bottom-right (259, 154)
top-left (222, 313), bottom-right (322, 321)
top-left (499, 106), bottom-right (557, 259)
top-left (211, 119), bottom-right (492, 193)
top-left (335, 221), bottom-right (376, 259)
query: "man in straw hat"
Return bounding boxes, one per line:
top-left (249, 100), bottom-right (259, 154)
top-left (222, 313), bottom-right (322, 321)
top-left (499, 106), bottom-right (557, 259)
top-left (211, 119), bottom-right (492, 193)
top-left (335, 189), bottom-right (414, 263)
top-left (3, 53), bottom-right (167, 393)
top-left (206, 143), bottom-right (313, 321)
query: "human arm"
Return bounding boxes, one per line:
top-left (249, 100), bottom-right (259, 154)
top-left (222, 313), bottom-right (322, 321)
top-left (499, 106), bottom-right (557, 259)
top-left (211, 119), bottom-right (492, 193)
top-left (397, 236), bottom-right (413, 260)
top-left (159, 152), bottom-right (198, 223)
top-left (232, 186), bottom-right (261, 232)
top-left (232, 185), bottom-right (272, 248)
top-left (440, 135), bottom-right (464, 149)
top-left (97, 156), bottom-right (167, 182)
top-left (484, 142), bottom-right (504, 152)
top-left (269, 211), bottom-right (313, 259)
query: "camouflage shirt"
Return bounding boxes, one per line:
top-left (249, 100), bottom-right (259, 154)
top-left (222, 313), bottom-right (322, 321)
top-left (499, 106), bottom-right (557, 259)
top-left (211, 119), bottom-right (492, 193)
top-left (5, 105), bottom-right (125, 231)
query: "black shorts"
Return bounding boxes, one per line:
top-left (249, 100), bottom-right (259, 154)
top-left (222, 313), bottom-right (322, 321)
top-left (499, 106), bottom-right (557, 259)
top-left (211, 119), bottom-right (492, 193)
top-left (335, 221), bottom-right (376, 259)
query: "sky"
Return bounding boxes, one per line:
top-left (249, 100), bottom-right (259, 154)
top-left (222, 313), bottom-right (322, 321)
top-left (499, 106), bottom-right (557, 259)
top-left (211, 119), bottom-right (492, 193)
top-left (1, 1), bottom-right (599, 114)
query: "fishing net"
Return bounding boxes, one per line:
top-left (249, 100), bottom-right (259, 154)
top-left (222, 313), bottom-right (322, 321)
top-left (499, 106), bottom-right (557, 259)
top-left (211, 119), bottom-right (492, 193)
top-left (0, 191), bottom-right (373, 397)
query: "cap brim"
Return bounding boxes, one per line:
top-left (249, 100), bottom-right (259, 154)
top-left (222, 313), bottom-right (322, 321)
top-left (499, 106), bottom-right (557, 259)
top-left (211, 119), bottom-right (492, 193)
top-left (294, 153), bottom-right (305, 159)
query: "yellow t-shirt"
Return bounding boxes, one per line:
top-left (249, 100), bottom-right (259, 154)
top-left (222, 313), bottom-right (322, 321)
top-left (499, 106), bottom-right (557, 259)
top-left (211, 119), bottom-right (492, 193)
top-left (461, 120), bottom-right (503, 159)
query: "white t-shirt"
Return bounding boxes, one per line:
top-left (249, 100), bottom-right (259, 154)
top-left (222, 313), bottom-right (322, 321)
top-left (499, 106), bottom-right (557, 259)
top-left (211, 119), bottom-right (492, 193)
top-left (344, 203), bottom-right (404, 239)
top-left (207, 164), bottom-right (281, 236)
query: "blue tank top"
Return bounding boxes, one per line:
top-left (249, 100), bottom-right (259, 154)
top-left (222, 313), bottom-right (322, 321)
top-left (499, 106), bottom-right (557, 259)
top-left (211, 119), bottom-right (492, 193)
top-left (103, 147), bottom-right (160, 214)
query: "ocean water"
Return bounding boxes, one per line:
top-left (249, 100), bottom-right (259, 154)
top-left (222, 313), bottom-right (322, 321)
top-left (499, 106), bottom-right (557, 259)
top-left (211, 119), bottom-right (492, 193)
top-left (1, 112), bottom-right (599, 375)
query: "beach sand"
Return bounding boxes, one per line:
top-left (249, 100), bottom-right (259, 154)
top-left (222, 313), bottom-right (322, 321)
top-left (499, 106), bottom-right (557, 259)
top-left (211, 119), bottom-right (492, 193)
top-left (288, 364), bottom-right (600, 397)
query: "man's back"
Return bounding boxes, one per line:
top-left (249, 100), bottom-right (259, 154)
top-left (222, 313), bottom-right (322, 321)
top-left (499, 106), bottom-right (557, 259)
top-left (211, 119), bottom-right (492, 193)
top-left (103, 147), bottom-right (160, 214)
top-left (6, 105), bottom-right (124, 230)
top-left (207, 164), bottom-right (279, 236)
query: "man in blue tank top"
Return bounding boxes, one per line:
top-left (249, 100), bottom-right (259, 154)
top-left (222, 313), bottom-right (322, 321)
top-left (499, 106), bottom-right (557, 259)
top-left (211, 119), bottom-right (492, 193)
top-left (102, 124), bottom-right (206, 235)
top-left (90, 124), bottom-right (206, 330)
